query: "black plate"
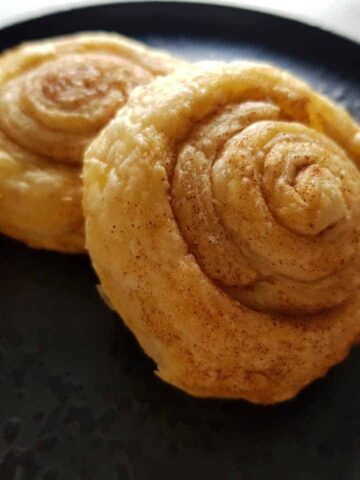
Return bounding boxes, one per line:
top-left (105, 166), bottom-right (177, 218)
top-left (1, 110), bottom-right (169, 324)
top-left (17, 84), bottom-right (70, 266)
top-left (1, 2), bottom-right (360, 479)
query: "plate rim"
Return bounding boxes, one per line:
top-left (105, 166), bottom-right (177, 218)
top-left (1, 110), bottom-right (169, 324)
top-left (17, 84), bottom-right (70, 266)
top-left (0, 0), bottom-right (358, 50)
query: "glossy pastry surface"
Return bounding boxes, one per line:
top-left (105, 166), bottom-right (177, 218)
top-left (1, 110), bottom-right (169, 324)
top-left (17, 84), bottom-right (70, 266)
top-left (0, 32), bottom-right (182, 252)
top-left (84, 62), bottom-right (360, 403)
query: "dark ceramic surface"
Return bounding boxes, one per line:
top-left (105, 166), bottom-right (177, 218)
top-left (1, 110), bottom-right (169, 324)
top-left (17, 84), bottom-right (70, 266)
top-left (1, 2), bottom-right (360, 479)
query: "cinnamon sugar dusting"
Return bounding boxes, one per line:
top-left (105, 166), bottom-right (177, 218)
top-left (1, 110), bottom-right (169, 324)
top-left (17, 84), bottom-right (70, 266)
top-left (41, 58), bottom-right (123, 109)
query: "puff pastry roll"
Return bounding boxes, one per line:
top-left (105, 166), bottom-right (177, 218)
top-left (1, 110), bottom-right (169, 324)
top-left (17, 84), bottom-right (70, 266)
top-left (0, 32), bottom-right (182, 252)
top-left (84, 62), bottom-right (360, 403)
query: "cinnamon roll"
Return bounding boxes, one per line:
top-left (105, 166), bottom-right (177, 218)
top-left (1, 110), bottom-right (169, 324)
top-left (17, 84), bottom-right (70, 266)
top-left (84, 62), bottom-right (360, 403)
top-left (0, 32), bottom-right (182, 252)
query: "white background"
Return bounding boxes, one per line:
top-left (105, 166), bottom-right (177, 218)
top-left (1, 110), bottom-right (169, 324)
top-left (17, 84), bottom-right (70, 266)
top-left (0, 0), bottom-right (359, 43)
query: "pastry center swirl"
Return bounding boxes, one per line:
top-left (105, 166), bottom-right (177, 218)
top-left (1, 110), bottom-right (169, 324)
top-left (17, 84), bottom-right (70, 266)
top-left (214, 125), bottom-right (350, 237)
top-left (21, 53), bottom-right (152, 134)
top-left (41, 60), bottom-right (115, 108)
top-left (171, 101), bottom-right (360, 314)
top-left (0, 52), bottom-right (153, 164)
top-left (262, 138), bottom-right (349, 236)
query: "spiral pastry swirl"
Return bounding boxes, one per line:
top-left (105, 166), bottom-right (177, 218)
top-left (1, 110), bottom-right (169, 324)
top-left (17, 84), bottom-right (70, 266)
top-left (84, 62), bottom-right (360, 403)
top-left (0, 33), bottom-right (182, 252)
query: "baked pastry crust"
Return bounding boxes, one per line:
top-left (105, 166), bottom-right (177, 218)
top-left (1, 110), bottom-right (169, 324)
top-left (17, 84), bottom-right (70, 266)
top-left (0, 32), bottom-right (183, 252)
top-left (84, 62), bottom-right (360, 403)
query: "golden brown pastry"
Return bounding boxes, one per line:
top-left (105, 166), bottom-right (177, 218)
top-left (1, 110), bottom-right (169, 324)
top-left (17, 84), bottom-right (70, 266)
top-left (0, 32), bottom-right (183, 252)
top-left (84, 62), bottom-right (360, 404)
